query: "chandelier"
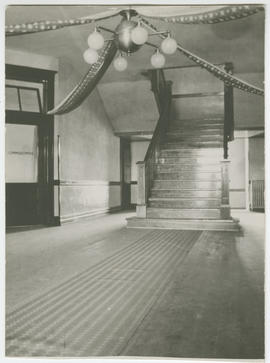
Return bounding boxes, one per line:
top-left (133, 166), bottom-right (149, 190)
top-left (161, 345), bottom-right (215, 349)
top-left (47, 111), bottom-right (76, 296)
top-left (83, 10), bottom-right (177, 71)
top-left (5, 5), bottom-right (264, 114)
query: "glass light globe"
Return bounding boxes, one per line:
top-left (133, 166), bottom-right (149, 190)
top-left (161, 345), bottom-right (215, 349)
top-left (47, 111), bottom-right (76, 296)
top-left (131, 24), bottom-right (148, 45)
top-left (151, 50), bottom-right (166, 69)
top-left (83, 48), bottom-right (99, 64)
top-left (87, 29), bottom-right (105, 50)
top-left (161, 35), bottom-right (177, 55)
top-left (113, 56), bottom-right (128, 72)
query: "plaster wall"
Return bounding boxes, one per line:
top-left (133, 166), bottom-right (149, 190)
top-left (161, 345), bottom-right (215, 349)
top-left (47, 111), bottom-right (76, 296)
top-left (98, 80), bottom-right (159, 133)
top-left (55, 58), bottom-right (121, 221)
top-left (228, 138), bottom-right (246, 209)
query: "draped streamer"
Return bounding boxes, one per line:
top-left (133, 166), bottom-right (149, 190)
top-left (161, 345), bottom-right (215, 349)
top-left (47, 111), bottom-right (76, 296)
top-left (141, 18), bottom-right (264, 96)
top-left (137, 5), bottom-right (264, 24)
top-left (48, 41), bottom-right (117, 115)
top-left (5, 8), bottom-right (121, 36)
top-left (6, 5), bottom-right (264, 37)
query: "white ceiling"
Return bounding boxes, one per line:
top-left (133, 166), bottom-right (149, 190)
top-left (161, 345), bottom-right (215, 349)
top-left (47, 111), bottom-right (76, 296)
top-left (5, 5), bottom-right (265, 83)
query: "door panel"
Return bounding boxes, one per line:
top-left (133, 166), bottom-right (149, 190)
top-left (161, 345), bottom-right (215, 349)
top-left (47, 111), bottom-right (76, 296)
top-left (6, 184), bottom-right (40, 226)
top-left (6, 124), bottom-right (38, 183)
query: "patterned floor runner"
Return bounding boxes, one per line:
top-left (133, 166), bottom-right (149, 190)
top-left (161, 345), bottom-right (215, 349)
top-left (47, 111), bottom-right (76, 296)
top-left (6, 229), bottom-right (201, 357)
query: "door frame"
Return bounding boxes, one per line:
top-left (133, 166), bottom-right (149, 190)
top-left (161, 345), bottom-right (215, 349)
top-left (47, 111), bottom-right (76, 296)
top-left (6, 64), bottom-right (56, 226)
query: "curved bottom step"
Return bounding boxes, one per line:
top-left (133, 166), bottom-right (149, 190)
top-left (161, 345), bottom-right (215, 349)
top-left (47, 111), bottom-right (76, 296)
top-left (126, 217), bottom-right (240, 232)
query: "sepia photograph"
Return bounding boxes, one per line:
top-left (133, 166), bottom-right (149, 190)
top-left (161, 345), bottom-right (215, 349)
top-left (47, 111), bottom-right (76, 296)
top-left (2, 1), bottom-right (267, 361)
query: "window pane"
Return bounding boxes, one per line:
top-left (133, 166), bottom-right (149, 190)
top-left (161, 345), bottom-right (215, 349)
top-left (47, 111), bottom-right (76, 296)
top-left (20, 88), bottom-right (41, 112)
top-left (6, 79), bottom-right (43, 112)
top-left (6, 124), bottom-right (38, 183)
top-left (5, 87), bottom-right (20, 110)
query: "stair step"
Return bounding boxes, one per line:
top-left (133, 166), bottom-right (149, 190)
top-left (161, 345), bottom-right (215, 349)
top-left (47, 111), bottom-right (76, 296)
top-left (153, 180), bottom-right (221, 190)
top-left (156, 171), bottom-right (221, 181)
top-left (151, 189), bottom-right (221, 198)
top-left (127, 216), bottom-right (240, 231)
top-left (126, 216), bottom-right (240, 232)
top-left (160, 148), bottom-right (223, 158)
top-left (149, 197), bottom-right (220, 209)
top-left (146, 207), bottom-right (221, 219)
top-left (158, 156), bottom-right (221, 164)
top-left (171, 118), bottom-right (223, 124)
top-left (166, 130), bottom-right (223, 137)
top-left (156, 164), bottom-right (220, 172)
top-left (162, 141), bottom-right (223, 149)
top-left (165, 137), bottom-right (223, 144)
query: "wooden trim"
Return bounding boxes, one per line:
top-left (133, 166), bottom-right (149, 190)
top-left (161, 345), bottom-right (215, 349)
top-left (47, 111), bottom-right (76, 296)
top-left (235, 126), bottom-right (264, 131)
top-left (6, 64), bottom-right (57, 82)
top-left (54, 180), bottom-right (121, 186)
top-left (172, 91), bottom-right (224, 99)
top-left (61, 206), bottom-right (121, 224)
top-left (114, 131), bottom-right (153, 137)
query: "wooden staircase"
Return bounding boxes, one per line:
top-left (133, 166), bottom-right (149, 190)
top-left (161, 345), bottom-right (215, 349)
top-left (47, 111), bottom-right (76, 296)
top-left (127, 66), bottom-right (240, 231)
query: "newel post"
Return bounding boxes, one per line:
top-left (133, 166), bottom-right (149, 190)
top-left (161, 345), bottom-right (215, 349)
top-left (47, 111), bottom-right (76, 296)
top-left (220, 160), bottom-right (231, 219)
top-left (136, 161), bottom-right (147, 218)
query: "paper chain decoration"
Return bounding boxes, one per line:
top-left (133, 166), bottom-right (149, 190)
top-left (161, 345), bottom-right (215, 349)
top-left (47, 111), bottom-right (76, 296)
top-left (138, 5), bottom-right (264, 24)
top-left (5, 8), bottom-right (121, 36)
top-left (6, 5), bottom-right (264, 114)
top-left (141, 18), bottom-right (264, 97)
top-left (5, 5), bottom-right (264, 36)
top-left (48, 41), bottom-right (117, 115)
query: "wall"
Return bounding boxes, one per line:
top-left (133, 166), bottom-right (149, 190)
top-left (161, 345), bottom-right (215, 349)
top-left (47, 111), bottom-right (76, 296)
top-left (249, 136), bottom-right (264, 180)
top-left (130, 141), bottom-right (149, 205)
top-left (97, 80), bottom-right (159, 133)
top-left (55, 58), bottom-right (121, 222)
top-left (228, 138), bottom-right (246, 209)
top-left (234, 72), bottom-right (264, 129)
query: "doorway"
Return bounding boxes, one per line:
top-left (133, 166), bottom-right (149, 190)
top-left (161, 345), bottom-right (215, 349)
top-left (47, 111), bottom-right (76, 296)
top-left (5, 65), bottom-right (56, 227)
top-left (120, 138), bottom-right (131, 209)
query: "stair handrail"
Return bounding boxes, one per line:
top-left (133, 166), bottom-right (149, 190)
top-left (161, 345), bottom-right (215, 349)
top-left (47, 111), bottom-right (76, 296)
top-left (223, 63), bottom-right (235, 159)
top-left (136, 73), bottom-right (172, 216)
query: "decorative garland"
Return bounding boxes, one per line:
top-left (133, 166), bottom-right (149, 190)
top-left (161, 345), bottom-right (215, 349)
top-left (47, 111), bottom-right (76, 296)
top-left (5, 5), bottom-right (264, 37)
top-left (5, 8), bottom-right (121, 36)
top-left (48, 41), bottom-right (117, 115)
top-left (141, 18), bottom-right (264, 96)
top-left (137, 5), bottom-right (264, 24)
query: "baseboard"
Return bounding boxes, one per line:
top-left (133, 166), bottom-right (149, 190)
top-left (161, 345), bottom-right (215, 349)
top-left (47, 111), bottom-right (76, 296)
top-left (60, 206), bottom-right (122, 224)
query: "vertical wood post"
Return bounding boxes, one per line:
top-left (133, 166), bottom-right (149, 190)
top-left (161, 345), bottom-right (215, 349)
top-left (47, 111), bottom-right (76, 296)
top-left (220, 160), bottom-right (231, 219)
top-left (136, 161), bottom-right (146, 218)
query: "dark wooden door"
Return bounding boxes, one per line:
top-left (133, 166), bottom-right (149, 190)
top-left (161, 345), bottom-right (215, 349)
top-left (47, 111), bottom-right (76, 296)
top-left (5, 112), bottom-right (54, 226)
top-left (120, 138), bottom-right (131, 209)
top-left (5, 65), bottom-right (55, 227)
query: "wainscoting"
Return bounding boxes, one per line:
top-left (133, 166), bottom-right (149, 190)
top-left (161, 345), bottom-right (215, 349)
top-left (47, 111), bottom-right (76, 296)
top-left (54, 180), bottom-right (121, 223)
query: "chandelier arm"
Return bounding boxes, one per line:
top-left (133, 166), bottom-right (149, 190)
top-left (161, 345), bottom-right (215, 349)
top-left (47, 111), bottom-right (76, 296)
top-left (144, 41), bottom-right (159, 49)
top-left (140, 18), bottom-right (264, 96)
top-left (98, 26), bottom-right (116, 34)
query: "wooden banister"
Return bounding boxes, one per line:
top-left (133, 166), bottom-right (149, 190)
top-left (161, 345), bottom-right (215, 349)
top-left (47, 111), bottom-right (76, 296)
top-left (223, 62), bottom-right (234, 159)
top-left (136, 75), bottom-right (172, 218)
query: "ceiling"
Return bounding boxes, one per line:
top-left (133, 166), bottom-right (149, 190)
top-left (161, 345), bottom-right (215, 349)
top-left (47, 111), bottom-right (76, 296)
top-left (5, 5), bottom-right (265, 83)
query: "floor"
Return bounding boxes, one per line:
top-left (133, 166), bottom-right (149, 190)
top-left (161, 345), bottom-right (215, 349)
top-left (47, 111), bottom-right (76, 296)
top-left (5, 211), bottom-right (265, 358)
